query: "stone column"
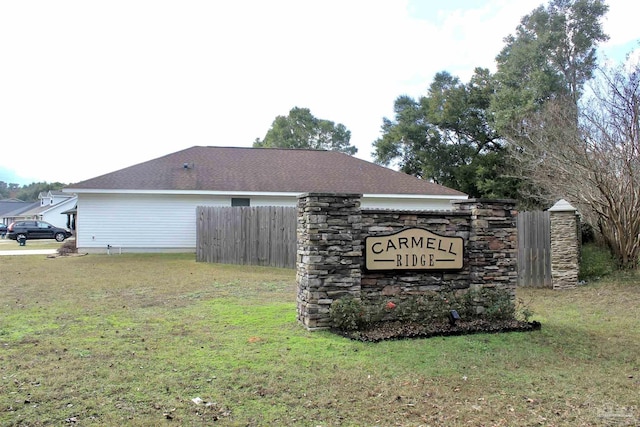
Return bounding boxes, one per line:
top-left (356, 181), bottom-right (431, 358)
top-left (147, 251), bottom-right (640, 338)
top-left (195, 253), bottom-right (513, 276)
top-left (296, 193), bottom-right (363, 330)
top-left (548, 199), bottom-right (579, 290)
top-left (454, 199), bottom-right (518, 298)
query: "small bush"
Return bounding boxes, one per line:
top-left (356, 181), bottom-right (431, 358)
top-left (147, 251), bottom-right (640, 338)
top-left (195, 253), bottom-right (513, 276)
top-left (329, 296), bottom-right (369, 331)
top-left (393, 294), bottom-right (449, 323)
top-left (579, 243), bottom-right (616, 280)
top-left (458, 288), bottom-right (518, 321)
top-left (57, 238), bottom-right (77, 256)
top-left (366, 292), bottom-right (464, 326)
top-left (482, 290), bottom-right (516, 321)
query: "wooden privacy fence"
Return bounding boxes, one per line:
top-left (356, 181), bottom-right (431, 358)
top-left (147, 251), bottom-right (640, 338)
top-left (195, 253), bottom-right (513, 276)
top-left (196, 206), bottom-right (297, 268)
top-left (196, 205), bottom-right (561, 287)
top-left (517, 211), bottom-right (552, 287)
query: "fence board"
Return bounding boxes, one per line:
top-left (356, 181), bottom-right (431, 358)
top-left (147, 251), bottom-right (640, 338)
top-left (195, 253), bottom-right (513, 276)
top-left (196, 206), bottom-right (297, 268)
top-left (517, 211), bottom-right (552, 287)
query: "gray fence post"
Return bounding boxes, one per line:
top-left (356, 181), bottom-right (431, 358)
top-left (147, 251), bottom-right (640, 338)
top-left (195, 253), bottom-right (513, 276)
top-left (548, 199), bottom-right (580, 290)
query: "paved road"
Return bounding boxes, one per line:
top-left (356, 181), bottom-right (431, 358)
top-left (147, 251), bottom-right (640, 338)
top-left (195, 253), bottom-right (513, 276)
top-left (0, 249), bottom-right (57, 256)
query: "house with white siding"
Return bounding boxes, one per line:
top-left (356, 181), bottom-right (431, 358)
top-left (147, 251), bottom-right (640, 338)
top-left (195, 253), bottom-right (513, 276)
top-left (64, 146), bottom-right (467, 253)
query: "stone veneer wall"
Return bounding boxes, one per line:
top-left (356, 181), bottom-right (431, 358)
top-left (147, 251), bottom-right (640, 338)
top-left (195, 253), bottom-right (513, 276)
top-left (549, 211), bottom-right (580, 289)
top-left (453, 199), bottom-right (519, 298)
top-left (296, 193), bottom-right (363, 330)
top-left (296, 193), bottom-right (518, 330)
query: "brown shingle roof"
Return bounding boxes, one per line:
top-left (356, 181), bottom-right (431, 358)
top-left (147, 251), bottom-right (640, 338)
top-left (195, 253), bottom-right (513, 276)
top-left (68, 146), bottom-right (466, 196)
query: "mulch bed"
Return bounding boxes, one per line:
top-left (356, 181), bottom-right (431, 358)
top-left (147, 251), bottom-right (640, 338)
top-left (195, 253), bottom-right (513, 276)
top-left (333, 319), bottom-right (541, 342)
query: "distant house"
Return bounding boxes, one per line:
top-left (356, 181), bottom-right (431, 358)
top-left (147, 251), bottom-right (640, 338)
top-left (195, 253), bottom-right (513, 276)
top-left (2, 191), bottom-right (77, 229)
top-left (65, 146), bottom-right (467, 253)
top-left (1, 199), bottom-right (36, 229)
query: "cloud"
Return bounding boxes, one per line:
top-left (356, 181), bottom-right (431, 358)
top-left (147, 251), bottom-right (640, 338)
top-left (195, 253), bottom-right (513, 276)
top-left (0, 0), bottom-right (635, 184)
top-left (602, 0), bottom-right (640, 48)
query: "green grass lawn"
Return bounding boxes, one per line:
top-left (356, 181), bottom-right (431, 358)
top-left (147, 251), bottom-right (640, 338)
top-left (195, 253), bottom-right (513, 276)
top-left (1, 253), bottom-right (638, 426)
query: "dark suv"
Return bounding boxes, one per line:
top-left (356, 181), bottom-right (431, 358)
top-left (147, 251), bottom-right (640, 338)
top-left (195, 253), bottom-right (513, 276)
top-left (7, 221), bottom-right (73, 242)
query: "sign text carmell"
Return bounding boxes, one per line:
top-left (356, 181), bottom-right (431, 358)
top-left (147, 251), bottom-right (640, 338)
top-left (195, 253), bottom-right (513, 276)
top-left (365, 228), bottom-right (464, 271)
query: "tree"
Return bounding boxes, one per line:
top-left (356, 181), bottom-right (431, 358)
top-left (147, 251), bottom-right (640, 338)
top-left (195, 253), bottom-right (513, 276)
top-left (508, 64), bottom-right (640, 269)
top-left (0, 181), bottom-right (20, 199)
top-left (373, 69), bottom-right (519, 198)
top-left (254, 107), bottom-right (357, 155)
top-left (492, 0), bottom-right (609, 130)
top-left (372, 0), bottom-right (610, 204)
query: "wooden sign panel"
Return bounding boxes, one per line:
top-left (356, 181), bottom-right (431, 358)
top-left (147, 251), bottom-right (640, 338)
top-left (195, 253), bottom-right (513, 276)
top-left (365, 228), bottom-right (464, 271)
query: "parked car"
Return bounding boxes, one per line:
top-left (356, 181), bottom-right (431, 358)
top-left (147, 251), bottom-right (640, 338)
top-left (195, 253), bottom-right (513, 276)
top-left (0, 223), bottom-right (7, 238)
top-left (6, 220), bottom-right (73, 242)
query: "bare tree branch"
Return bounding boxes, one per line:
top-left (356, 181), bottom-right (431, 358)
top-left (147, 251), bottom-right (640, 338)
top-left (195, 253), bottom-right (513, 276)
top-left (505, 64), bottom-right (640, 268)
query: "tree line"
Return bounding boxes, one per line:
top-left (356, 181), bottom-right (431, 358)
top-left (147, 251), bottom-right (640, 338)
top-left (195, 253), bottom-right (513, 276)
top-left (0, 181), bottom-right (67, 202)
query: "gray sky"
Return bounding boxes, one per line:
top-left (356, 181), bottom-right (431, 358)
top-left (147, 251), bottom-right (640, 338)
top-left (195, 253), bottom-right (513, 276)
top-left (1, 0), bottom-right (637, 185)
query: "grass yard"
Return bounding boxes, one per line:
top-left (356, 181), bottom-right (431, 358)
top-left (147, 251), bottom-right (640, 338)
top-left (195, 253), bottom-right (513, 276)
top-left (0, 253), bottom-right (638, 426)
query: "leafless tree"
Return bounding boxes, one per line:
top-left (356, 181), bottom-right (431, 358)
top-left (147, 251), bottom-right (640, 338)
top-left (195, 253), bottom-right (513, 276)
top-left (506, 63), bottom-right (640, 269)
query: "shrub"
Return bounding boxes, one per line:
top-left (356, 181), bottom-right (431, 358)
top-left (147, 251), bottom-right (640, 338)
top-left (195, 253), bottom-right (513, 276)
top-left (373, 293), bottom-right (458, 325)
top-left (482, 289), bottom-right (516, 321)
top-left (330, 288), bottom-right (526, 332)
top-left (57, 238), bottom-right (77, 256)
top-left (457, 288), bottom-right (517, 321)
top-left (394, 294), bottom-right (442, 323)
top-left (329, 296), bottom-right (369, 331)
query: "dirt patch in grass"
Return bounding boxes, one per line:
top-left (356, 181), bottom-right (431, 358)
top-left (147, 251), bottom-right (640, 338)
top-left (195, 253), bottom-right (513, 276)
top-left (335, 319), bottom-right (541, 342)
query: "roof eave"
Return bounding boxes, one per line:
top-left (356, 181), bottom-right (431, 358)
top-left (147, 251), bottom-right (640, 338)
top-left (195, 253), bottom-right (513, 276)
top-left (65, 188), bottom-right (468, 199)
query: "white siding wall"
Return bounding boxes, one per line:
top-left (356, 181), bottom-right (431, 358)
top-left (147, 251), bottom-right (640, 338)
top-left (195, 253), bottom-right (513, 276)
top-left (247, 196), bottom-right (297, 206)
top-left (77, 193), bottom-right (226, 252)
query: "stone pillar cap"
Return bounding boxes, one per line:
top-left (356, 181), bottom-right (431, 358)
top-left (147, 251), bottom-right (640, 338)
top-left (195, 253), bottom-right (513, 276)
top-left (548, 199), bottom-right (577, 212)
